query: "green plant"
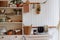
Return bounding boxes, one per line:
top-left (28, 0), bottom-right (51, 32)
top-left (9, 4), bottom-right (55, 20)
top-left (37, 8), bottom-right (40, 11)
top-left (10, 0), bottom-right (23, 4)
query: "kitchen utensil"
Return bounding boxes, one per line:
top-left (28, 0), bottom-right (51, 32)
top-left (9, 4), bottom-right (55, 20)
top-left (44, 25), bottom-right (48, 32)
top-left (23, 4), bottom-right (29, 13)
top-left (33, 30), bottom-right (37, 35)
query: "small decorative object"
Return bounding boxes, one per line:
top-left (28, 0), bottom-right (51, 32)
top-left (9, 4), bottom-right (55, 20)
top-left (0, 19), bottom-right (3, 22)
top-left (36, 4), bottom-right (40, 14)
top-left (10, 0), bottom-right (23, 7)
top-left (6, 30), bottom-right (16, 35)
top-left (35, 0), bottom-right (47, 14)
top-left (44, 25), bottom-right (48, 32)
top-left (13, 8), bottom-right (22, 15)
top-left (0, 27), bottom-right (7, 35)
top-left (15, 29), bottom-right (22, 35)
top-left (0, 9), bottom-right (5, 15)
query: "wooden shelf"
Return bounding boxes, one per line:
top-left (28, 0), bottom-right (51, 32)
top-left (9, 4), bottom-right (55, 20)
top-left (48, 26), bottom-right (56, 28)
top-left (32, 26), bottom-right (56, 28)
top-left (24, 2), bottom-right (40, 4)
top-left (24, 35), bottom-right (48, 36)
top-left (0, 0), bottom-right (8, 1)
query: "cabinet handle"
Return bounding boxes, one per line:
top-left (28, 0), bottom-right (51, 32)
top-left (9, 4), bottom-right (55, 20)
top-left (2, 37), bottom-right (4, 38)
top-left (23, 36), bottom-right (26, 40)
top-left (15, 36), bottom-right (17, 38)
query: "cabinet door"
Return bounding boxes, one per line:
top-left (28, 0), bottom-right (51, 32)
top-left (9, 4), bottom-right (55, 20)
top-left (7, 35), bottom-right (22, 40)
top-left (10, 35), bottom-right (22, 40)
top-left (25, 35), bottom-right (48, 40)
top-left (0, 35), bottom-right (23, 40)
top-left (0, 36), bottom-right (10, 40)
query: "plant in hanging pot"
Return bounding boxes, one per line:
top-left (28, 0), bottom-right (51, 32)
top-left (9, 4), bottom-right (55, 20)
top-left (36, 7), bottom-right (40, 14)
top-left (10, 0), bottom-right (23, 7)
top-left (36, 4), bottom-right (41, 14)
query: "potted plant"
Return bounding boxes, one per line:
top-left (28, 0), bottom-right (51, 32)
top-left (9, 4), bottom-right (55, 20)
top-left (36, 4), bottom-right (40, 14)
top-left (10, 0), bottom-right (23, 7)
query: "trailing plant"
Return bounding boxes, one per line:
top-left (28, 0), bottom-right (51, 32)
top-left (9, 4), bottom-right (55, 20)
top-left (10, 0), bottom-right (23, 4)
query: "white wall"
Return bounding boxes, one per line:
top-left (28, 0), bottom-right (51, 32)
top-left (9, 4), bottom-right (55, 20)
top-left (23, 0), bottom-right (59, 26)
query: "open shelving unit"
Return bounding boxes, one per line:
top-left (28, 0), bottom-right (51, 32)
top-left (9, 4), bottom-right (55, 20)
top-left (0, 0), bottom-right (23, 36)
top-left (0, 0), bottom-right (49, 40)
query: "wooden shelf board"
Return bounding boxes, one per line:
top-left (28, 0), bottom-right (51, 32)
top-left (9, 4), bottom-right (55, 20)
top-left (24, 2), bottom-right (40, 4)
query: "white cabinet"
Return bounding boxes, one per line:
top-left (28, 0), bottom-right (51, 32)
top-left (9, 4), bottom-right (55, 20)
top-left (0, 35), bottom-right (22, 40)
top-left (0, 36), bottom-right (10, 40)
top-left (48, 28), bottom-right (58, 40)
top-left (24, 35), bottom-right (48, 40)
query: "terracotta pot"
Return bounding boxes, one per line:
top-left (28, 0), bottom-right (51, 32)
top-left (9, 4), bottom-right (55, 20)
top-left (23, 26), bottom-right (32, 35)
top-left (36, 4), bottom-right (40, 14)
top-left (36, 11), bottom-right (40, 14)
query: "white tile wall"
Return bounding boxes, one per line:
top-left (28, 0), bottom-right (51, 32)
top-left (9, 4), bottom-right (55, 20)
top-left (23, 0), bottom-right (59, 26)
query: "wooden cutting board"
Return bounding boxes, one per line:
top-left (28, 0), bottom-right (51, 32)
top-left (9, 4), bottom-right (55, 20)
top-left (23, 4), bottom-right (29, 13)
